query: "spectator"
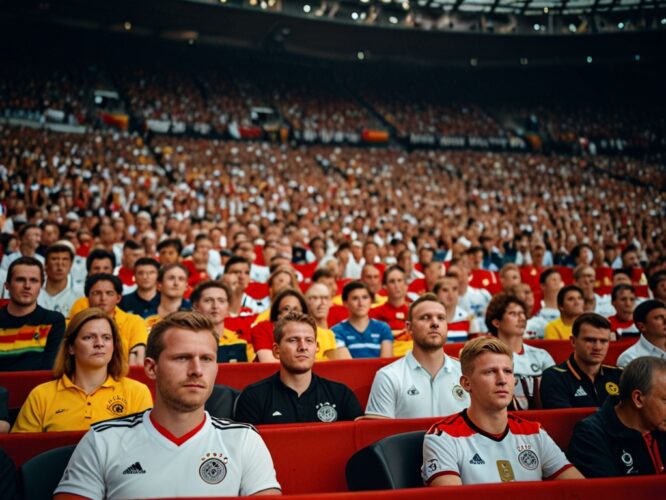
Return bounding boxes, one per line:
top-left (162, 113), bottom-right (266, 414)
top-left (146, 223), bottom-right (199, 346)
top-left (370, 265), bottom-right (411, 356)
top-left (608, 284), bottom-right (639, 338)
top-left (537, 268), bottom-right (564, 324)
top-left (544, 285), bottom-right (585, 340)
top-left (0, 223), bottom-right (43, 272)
top-left (144, 263), bottom-right (192, 330)
top-left (617, 300), bottom-right (666, 367)
top-left (119, 257), bottom-right (161, 319)
top-left (69, 249), bottom-right (117, 318)
top-left (304, 283), bottom-right (351, 360)
top-left (433, 276), bottom-right (477, 342)
top-left (37, 242), bottom-right (83, 317)
top-left (508, 283), bottom-right (548, 339)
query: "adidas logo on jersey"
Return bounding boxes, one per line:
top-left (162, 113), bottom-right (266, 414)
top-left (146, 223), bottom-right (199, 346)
top-left (122, 462), bottom-right (146, 475)
top-left (574, 386), bottom-right (588, 397)
top-left (469, 453), bottom-right (485, 465)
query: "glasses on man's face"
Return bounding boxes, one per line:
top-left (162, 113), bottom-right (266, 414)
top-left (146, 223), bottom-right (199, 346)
top-left (279, 306), bottom-right (301, 315)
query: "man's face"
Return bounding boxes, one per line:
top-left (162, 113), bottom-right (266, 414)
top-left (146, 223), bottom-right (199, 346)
top-left (194, 239), bottom-right (213, 259)
top-left (436, 278), bottom-right (459, 311)
top-left (89, 258), bottom-right (114, 275)
top-left (135, 265), bottom-right (158, 291)
top-left (194, 287), bottom-right (229, 326)
top-left (42, 225), bottom-right (59, 247)
top-left (6, 264), bottom-right (42, 307)
top-left (639, 307), bottom-right (666, 340)
top-left (225, 263), bottom-right (250, 291)
top-left (22, 228), bottom-right (42, 251)
top-left (88, 280), bottom-right (121, 314)
top-left (345, 288), bottom-right (371, 319)
top-left (122, 247), bottom-right (144, 269)
top-left (531, 245), bottom-right (546, 266)
top-left (385, 269), bottom-right (407, 302)
top-left (560, 290), bottom-right (585, 318)
top-left (408, 301), bottom-right (448, 351)
top-left (461, 352), bottom-right (515, 412)
top-left (612, 273), bottom-right (633, 287)
top-left (514, 284), bottom-right (535, 313)
top-left (623, 251), bottom-right (640, 268)
top-left (351, 244), bottom-right (363, 262)
top-left (612, 289), bottom-right (636, 320)
top-left (572, 323), bottom-right (611, 366)
top-left (305, 284), bottom-right (331, 322)
top-left (424, 262), bottom-right (443, 285)
top-left (398, 252), bottom-right (413, 274)
top-left (147, 328), bottom-right (218, 412)
top-left (638, 370), bottom-right (666, 432)
top-left (360, 266), bottom-right (381, 295)
top-left (237, 242), bottom-right (255, 262)
top-left (159, 268), bottom-right (188, 300)
top-left (159, 246), bottom-right (180, 265)
top-left (575, 267), bottom-right (596, 294)
top-left (276, 295), bottom-right (303, 321)
top-left (99, 225), bottom-right (115, 245)
top-left (655, 280), bottom-right (666, 302)
top-left (447, 265), bottom-right (468, 289)
top-left (45, 251), bottom-right (73, 282)
top-left (542, 272), bottom-right (563, 295)
top-left (363, 243), bottom-right (378, 263)
top-left (493, 302), bottom-right (527, 337)
top-left (500, 269), bottom-right (521, 289)
top-left (273, 322), bottom-right (317, 375)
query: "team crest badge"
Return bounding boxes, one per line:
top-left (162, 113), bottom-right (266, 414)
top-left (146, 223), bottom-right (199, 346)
top-left (452, 385), bottom-right (467, 401)
top-left (530, 363), bottom-right (540, 373)
top-left (605, 382), bottom-right (619, 396)
top-left (199, 453), bottom-right (228, 485)
top-left (316, 402), bottom-right (338, 422)
top-left (106, 396), bottom-right (128, 416)
top-left (518, 450), bottom-right (539, 470)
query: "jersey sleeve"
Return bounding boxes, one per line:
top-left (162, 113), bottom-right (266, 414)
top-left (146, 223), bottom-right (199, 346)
top-left (42, 312), bottom-right (66, 370)
top-left (421, 431), bottom-right (461, 485)
top-left (127, 315), bottom-right (149, 350)
top-left (11, 386), bottom-right (46, 433)
top-left (365, 369), bottom-right (397, 418)
top-left (539, 368), bottom-right (572, 409)
top-left (541, 350), bottom-right (556, 370)
top-left (537, 428), bottom-right (572, 479)
top-left (53, 430), bottom-right (106, 499)
top-left (566, 419), bottom-right (617, 478)
top-left (332, 325), bottom-right (348, 348)
top-left (234, 386), bottom-right (265, 425)
top-left (238, 428), bottom-right (281, 495)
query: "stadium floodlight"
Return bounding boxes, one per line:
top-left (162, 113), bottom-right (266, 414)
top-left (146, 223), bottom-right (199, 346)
top-left (303, 4), bottom-right (311, 12)
top-left (124, 21), bottom-right (132, 31)
top-left (586, 56), bottom-right (593, 63)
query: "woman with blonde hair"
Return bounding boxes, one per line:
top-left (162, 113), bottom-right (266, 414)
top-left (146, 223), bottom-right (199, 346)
top-left (12, 308), bottom-right (152, 432)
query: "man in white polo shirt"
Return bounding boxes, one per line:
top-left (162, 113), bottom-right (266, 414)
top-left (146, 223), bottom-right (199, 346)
top-left (422, 336), bottom-right (584, 486)
top-left (54, 311), bottom-right (280, 499)
top-left (365, 293), bottom-right (469, 419)
top-left (617, 300), bottom-right (666, 367)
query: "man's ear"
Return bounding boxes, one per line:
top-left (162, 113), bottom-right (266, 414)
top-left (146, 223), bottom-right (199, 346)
top-left (631, 389), bottom-right (645, 409)
top-left (272, 343), bottom-right (280, 361)
top-left (144, 357), bottom-right (158, 381)
top-left (460, 374), bottom-right (471, 393)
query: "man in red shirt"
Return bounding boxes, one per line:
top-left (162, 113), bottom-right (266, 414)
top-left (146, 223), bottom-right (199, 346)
top-left (370, 265), bottom-right (411, 356)
top-left (608, 284), bottom-right (639, 339)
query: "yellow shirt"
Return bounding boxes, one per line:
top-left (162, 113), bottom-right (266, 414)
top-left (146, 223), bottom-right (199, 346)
top-left (11, 374), bottom-right (152, 433)
top-left (114, 307), bottom-right (149, 357)
top-left (316, 326), bottom-right (338, 361)
top-left (252, 309), bottom-right (270, 327)
top-left (219, 328), bottom-right (255, 363)
top-left (68, 296), bottom-right (89, 319)
top-left (544, 317), bottom-right (573, 340)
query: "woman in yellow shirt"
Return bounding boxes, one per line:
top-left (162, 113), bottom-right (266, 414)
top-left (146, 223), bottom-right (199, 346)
top-left (12, 308), bottom-right (152, 432)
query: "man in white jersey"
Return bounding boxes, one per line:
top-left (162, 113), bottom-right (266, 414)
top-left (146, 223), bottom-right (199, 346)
top-left (365, 293), bottom-right (469, 419)
top-left (422, 336), bottom-right (584, 486)
top-left (54, 311), bottom-right (281, 499)
top-left (485, 292), bottom-right (555, 410)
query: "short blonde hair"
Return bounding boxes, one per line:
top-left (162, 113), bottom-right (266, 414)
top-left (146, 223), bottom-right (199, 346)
top-left (460, 336), bottom-right (513, 376)
top-left (146, 311), bottom-right (219, 361)
top-left (53, 308), bottom-right (128, 380)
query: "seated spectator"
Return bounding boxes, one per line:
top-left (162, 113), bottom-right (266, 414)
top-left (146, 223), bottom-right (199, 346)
top-left (574, 264), bottom-right (614, 316)
top-left (234, 312), bottom-right (362, 424)
top-left (360, 263), bottom-right (387, 306)
top-left (649, 270), bottom-right (666, 303)
top-left (499, 263), bottom-right (522, 290)
top-left (617, 300), bottom-right (666, 367)
top-left (608, 284), bottom-right (640, 338)
top-left (224, 255), bottom-right (266, 315)
top-left (85, 274), bottom-right (147, 366)
top-left (567, 357), bottom-right (666, 477)
top-left (37, 242), bottom-right (83, 317)
top-left (191, 280), bottom-right (253, 363)
top-left (12, 308), bottom-right (152, 432)
top-left (181, 234), bottom-right (213, 288)
top-left (144, 263), bottom-right (192, 330)
top-left (540, 313), bottom-right (621, 409)
top-left (332, 281), bottom-right (393, 358)
top-left (544, 285), bottom-right (585, 340)
top-left (156, 238), bottom-right (183, 266)
top-left (433, 276), bottom-right (477, 342)
top-left (508, 283), bottom-right (548, 339)
top-left (0, 257), bottom-right (65, 371)
top-left (304, 283), bottom-right (351, 360)
top-left (251, 265), bottom-right (300, 325)
top-left (486, 292), bottom-right (555, 409)
top-left (54, 310), bottom-right (281, 498)
top-left (119, 257), bottom-right (161, 319)
top-left (365, 293), bottom-right (469, 419)
top-left (369, 265), bottom-right (412, 356)
top-left (115, 240), bottom-right (144, 294)
top-left (69, 249), bottom-right (116, 318)
top-left (422, 336), bottom-right (583, 486)
top-left (0, 223), bottom-right (43, 272)
top-left (447, 260), bottom-right (491, 333)
top-left (536, 268), bottom-right (563, 323)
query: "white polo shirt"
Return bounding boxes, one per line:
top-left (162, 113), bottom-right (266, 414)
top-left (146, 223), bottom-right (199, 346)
top-left (365, 351), bottom-right (469, 419)
top-left (55, 410), bottom-right (280, 499)
top-left (422, 411), bottom-right (572, 485)
top-left (617, 335), bottom-right (666, 367)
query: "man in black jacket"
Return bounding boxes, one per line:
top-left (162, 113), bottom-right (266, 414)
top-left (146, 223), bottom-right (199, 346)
top-left (567, 356), bottom-right (666, 477)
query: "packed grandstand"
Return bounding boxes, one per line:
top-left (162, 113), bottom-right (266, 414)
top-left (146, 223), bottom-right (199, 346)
top-left (0, 4), bottom-right (665, 500)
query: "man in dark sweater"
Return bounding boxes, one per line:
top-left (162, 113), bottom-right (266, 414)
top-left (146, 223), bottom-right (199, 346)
top-left (567, 356), bottom-right (666, 477)
top-left (235, 311), bottom-right (362, 424)
top-left (0, 256), bottom-right (65, 371)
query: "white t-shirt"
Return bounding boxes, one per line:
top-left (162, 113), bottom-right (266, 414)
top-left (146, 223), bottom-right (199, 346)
top-left (512, 344), bottom-right (555, 410)
top-left (524, 316), bottom-right (548, 340)
top-left (459, 287), bottom-right (491, 333)
top-left (365, 352), bottom-right (469, 419)
top-left (422, 411), bottom-right (572, 485)
top-left (536, 305), bottom-right (560, 324)
top-left (37, 278), bottom-right (83, 317)
top-left (55, 410), bottom-right (280, 499)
